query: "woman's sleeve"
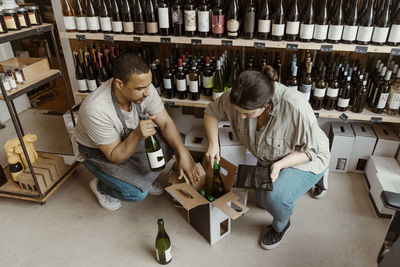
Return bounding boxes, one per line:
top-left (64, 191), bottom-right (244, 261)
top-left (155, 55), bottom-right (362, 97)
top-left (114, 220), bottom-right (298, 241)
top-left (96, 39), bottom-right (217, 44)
top-left (204, 91), bottom-right (231, 122)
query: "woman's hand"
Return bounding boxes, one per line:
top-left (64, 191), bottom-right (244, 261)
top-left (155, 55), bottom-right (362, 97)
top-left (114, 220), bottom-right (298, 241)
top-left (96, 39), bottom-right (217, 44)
top-left (205, 142), bottom-right (220, 169)
top-left (270, 161), bottom-right (283, 182)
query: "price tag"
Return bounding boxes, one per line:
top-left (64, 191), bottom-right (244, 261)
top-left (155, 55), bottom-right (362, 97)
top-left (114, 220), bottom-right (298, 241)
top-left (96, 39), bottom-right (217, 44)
top-left (286, 43), bottom-right (298, 51)
top-left (314, 112), bottom-right (319, 118)
top-left (191, 39), bottom-right (202, 46)
top-left (161, 37), bottom-right (171, 44)
top-left (370, 117), bottom-right (382, 123)
top-left (134, 37), bottom-right (141, 43)
top-left (254, 42), bottom-right (265, 49)
top-left (36, 27), bottom-right (44, 33)
top-left (321, 45), bottom-right (333, 52)
top-left (165, 101), bottom-right (175, 107)
top-left (355, 46), bottom-right (368, 53)
top-left (391, 48), bottom-right (400, 56)
top-left (222, 40), bottom-right (232, 47)
top-left (76, 34), bottom-right (86, 41)
top-left (339, 113), bottom-right (348, 121)
top-left (104, 35), bottom-right (114, 42)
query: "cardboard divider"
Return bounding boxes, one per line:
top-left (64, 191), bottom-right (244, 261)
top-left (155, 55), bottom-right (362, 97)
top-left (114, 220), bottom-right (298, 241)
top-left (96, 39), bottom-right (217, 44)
top-left (212, 192), bottom-right (249, 220)
top-left (165, 183), bottom-right (209, 210)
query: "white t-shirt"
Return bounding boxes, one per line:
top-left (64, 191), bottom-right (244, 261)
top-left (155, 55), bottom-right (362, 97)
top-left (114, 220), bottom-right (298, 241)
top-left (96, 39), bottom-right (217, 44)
top-left (75, 78), bottom-right (164, 148)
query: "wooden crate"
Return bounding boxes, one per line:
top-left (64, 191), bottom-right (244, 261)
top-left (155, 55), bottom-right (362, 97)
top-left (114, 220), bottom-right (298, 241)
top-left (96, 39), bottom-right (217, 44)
top-left (0, 57), bottom-right (50, 81)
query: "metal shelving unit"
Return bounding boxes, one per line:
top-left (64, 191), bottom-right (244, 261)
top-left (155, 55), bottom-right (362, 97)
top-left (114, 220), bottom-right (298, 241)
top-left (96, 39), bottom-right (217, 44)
top-left (0, 23), bottom-right (79, 204)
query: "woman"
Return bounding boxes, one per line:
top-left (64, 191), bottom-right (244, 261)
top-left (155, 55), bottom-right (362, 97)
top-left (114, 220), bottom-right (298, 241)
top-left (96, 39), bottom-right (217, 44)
top-left (204, 67), bottom-right (330, 250)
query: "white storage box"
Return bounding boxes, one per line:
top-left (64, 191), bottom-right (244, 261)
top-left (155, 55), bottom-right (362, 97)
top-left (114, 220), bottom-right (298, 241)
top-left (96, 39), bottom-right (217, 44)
top-left (372, 124), bottom-right (400, 158)
top-left (329, 122), bottom-right (355, 173)
top-left (348, 123), bottom-right (377, 173)
top-left (184, 125), bottom-right (208, 152)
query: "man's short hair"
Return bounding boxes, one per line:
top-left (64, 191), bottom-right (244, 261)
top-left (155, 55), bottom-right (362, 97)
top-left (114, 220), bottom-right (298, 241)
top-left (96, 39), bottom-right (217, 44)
top-left (113, 53), bottom-right (150, 84)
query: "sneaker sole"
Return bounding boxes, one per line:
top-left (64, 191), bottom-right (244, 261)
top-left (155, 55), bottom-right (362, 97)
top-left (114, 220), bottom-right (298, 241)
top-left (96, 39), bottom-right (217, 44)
top-left (90, 180), bottom-right (122, 211)
top-left (311, 188), bottom-right (327, 199)
top-left (260, 224), bottom-right (291, 250)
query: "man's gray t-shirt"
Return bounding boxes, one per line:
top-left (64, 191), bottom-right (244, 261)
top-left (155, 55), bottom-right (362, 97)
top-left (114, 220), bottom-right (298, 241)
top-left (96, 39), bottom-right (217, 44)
top-left (75, 78), bottom-right (164, 148)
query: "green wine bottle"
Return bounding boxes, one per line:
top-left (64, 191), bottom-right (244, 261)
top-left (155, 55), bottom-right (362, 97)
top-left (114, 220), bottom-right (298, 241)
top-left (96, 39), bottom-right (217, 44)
top-left (155, 218), bottom-right (172, 264)
top-left (142, 117), bottom-right (165, 171)
top-left (211, 159), bottom-right (226, 199)
top-left (212, 60), bottom-right (225, 100)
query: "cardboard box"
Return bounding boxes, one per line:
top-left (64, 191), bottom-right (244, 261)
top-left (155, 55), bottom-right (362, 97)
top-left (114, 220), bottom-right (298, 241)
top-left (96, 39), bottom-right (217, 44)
top-left (372, 124), bottom-right (400, 158)
top-left (329, 122), bottom-right (355, 173)
top-left (184, 126), bottom-right (208, 152)
top-left (17, 172), bottom-right (47, 192)
top-left (38, 153), bottom-right (67, 176)
top-left (168, 161), bottom-right (207, 192)
top-left (24, 167), bottom-right (52, 188)
top-left (32, 161), bottom-right (58, 181)
top-left (166, 157), bottom-right (249, 245)
top-left (0, 57), bottom-right (50, 81)
top-left (348, 123), bottom-right (377, 173)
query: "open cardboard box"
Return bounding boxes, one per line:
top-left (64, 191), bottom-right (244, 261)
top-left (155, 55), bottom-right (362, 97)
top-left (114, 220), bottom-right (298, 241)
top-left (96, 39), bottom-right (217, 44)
top-left (166, 157), bottom-right (249, 245)
top-left (0, 57), bottom-right (50, 81)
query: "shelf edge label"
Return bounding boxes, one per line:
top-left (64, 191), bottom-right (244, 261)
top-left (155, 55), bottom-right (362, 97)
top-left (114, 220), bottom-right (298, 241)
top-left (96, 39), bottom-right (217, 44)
top-left (76, 34), bottom-right (86, 41)
top-left (222, 40), bottom-right (232, 47)
top-left (321, 45), bottom-right (333, 53)
top-left (355, 46), bottom-right (368, 53)
top-left (370, 117), bottom-right (382, 123)
top-left (191, 39), bottom-right (202, 46)
top-left (134, 37), bottom-right (141, 43)
top-left (391, 48), bottom-right (400, 56)
top-left (339, 113), bottom-right (348, 121)
top-left (254, 42), bottom-right (265, 49)
top-left (286, 43), bottom-right (298, 51)
top-left (161, 37), bottom-right (171, 44)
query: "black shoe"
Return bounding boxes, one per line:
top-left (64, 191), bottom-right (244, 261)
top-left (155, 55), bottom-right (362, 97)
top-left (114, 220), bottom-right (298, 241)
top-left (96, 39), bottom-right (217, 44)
top-left (261, 220), bottom-right (291, 250)
top-left (310, 174), bottom-right (328, 199)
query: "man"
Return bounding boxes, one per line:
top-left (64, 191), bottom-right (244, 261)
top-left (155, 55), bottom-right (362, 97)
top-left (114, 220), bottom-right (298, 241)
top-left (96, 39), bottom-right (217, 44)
top-left (75, 53), bottom-right (199, 210)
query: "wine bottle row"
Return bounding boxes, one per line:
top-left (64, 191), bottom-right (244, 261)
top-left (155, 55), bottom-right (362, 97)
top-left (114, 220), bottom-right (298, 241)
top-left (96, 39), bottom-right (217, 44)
top-left (63, 0), bottom-right (400, 46)
top-left (0, 68), bottom-right (25, 93)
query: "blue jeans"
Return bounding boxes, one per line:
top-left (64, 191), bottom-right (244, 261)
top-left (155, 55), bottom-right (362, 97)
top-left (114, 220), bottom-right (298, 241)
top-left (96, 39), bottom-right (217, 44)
top-left (83, 160), bottom-right (149, 202)
top-left (256, 167), bottom-right (326, 232)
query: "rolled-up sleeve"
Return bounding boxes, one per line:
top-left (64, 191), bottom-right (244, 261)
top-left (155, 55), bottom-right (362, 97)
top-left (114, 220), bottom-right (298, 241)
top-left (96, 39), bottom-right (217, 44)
top-left (204, 90), bottom-right (230, 121)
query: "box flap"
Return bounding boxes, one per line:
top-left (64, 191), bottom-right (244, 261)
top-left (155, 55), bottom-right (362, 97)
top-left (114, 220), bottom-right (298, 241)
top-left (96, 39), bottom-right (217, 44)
top-left (372, 124), bottom-right (400, 141)
top-left (202, 157), bottom-right (238, 194)
top-left (212, 192), bottom-right (249, 220)
top-left (331, 122), bottom-right (355, 137)
top-left (351, 123), bottom-right (376, 138)
top-left (165, 183), bottom-right (209, 210)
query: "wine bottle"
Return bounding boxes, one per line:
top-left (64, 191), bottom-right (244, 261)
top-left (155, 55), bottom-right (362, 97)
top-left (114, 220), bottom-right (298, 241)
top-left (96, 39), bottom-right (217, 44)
top-left (145, 0), bottom-right (158, 35)
top-left (356, 0), bottom-right (375, 44)
top-left (74, 52), bottom-right (88, 92)
top-left (85, 52), bottom-right (98, 91)
top-left (155, 218), bottom-right (172, 265)
top-left (120, 0), bottom-right (134, 33)
top-left (287, 65), bottom-right (298, 90)
top-left (197, 0), bottom-right (209, 37)
top-left (184, 0), bottom-right (196, 37)
top-left (213, 60), bottom-right (224, 100)
top-left (143, 116), bottom-right (165, 171)
top-left (99, 0), bottom-right (112, 32)
top-left (244, 0), bottom-right (256, 39)
top-left (134, 0), bottom-right (146, 34)
top-left (336, 68), bottom-right (353, 112)
top-left (323, 66), bottom-right (340, 110)
top-left (62, 0), bottom-right (77, 32)
top-left (299, 60), bottom-right (312, 101)
top-left (176, 58), bottom-right (187, 99)
top-left (312, 66), bottom-right (327, 110)
top-left (352, 73), bottom-right (369, 113)
top-left (151, 62), bottom-right (162, 96)
top-left (386, 70), bottom-right (400, 115)
top-left (97, 51), bottom-right (108, 85)
top-left (372, 0), bottom-right (391, 45)
top-left (285, 0), bottom-right (300, 41)
top-left (372, 70), bottom-right (392, 113)
top-left (163, 58), bottom-right (174, 99)
top-left (158, 0), bottom-right (169, 35)
top-left (271, 0), bottom-right (285, 41)
top-left (6, 70), bottom-right (16, 90)
top-left (257, 0), bottom-right (270, 40)
top-left (74, 0), bottom-right (88, 32)
top-left (189, 61), bottom-right (200, 101)
top-left (202, 56), bottom-right (213, 96)
top-left (86, 0), bottom-right (100, 32)
top-left (110, 0), bottom-right (122, 33)
top-left (211, 159), bottom-right (225, 199)
top-left (369, 66), bottom-right (386, 107)
top-left (227, 0), bottom-right (240, 39)
top-left (273, 52), bottom-right (282, 83)
top-left (225, 58), bottom-right (237, 91)
top-left (313, 0), bottom-right (328, 42)
top-left (212, 0), bottom-right (225, 38)
top-left (299, 0), bottom-right (314, 42)
top-left (171, 0), bottom-right (183, 36)
top-left (327, 0), bottom-right (344, 43)
top-left (342, 0), bottom-right (359, 43)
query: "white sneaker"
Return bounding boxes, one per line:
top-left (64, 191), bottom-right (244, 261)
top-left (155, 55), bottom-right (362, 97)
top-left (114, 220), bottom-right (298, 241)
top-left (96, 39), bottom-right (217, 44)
top-left (89, 178), bottom-right (122, 211)
top-left (149, 182), bottom-right (164, 196)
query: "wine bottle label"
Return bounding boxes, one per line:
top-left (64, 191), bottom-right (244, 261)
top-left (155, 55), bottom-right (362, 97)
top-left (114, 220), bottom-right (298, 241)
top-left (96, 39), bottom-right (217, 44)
top-left (9, 79), bottom-right (17, 89)
top-left (76, 17), bottom-right (88, 31)
top-left (197, 11), bottom-right (209, 32)
top-left (123, 21), bottom-right (134, 33)
top-left (87, 79), bottom-right (98, 91)
top-left (100, 17), bottom-right (112, 31)
top-left (227, 19), bottom-right (240, 32)
top-left (163, 78), bottom-right (172, 89)
top-left (212, 15), bottom-right (225, 34)
top-left (147, 148), bottom-right (165, 169)
top-left (337, 97), bottom-right (350, 108)
top-left (313, 24), bottom-right (328, 40)
top-left (189, 80), bottom-right (199, 93)
top-left (286, 21), bottom-right (300, 35)
top-left (135, 22), bottom-right (146, 33)
top-left (388, 24), bottom-right (400, 43)
top-left (299, 84), bottom-right (312, 101)
top-left (15, 73), bottom-right (23, 83)
top-left (172, 10), bottom-right (183, 25)
top-left (342, 25), bottom-right (358, 41)
top-left (356, 26), bottom-right (373, 42)
top-left (176, 79), bottom-right (186, 92)
top-left (0, 21), bottom-right (4, 32)
top-left (184, 10), bottom-right (196, 31)
top-left (272, 23), bottom-right (285, 37)
top-left (18, 14), bottom-right (27, 27)
top-left (328, 24), bottom-right (343, 41)
top-left (314, 87), bottom-right (326, 98)
top-left (158, 7), bottom-right (169, 28)
top-left (112, 21), bottom-right (123, 32)
top-left (63, 16), bottom-right (77, 30)
top-left (77, 79), bottom-right (88, 91)
top-left (372, 27), bottom-right (390, 43)
top-left (288, 85), bottom-right (298, 90)
top-left (377, 93), bottom-right (389, 109)
top-left (244, 12), bottom-right (255, 33)
top-left (257, 19), bottom-right (271, 33)
top-left (212, 91), bottom-right (224, 100)
top-left (326, 87), bottom-right (339, 97)
top-left (146, 22), bottom-right (158, 33)
top-left (299, 23), bottom-right (314, 39)
top-left (203, 76), bottom-right (213, 88)
top-left (4, 17), bottom-right (17, 30)
top-left (2, 81), bottom-right (11, 91)
top-left (29, 13), bottom-right (38, 24)
top-left (156, 246), bottom-right (172, 263)
top-left (87, 17), bottom-right (100, 31)
top-left (388, 93), bottom-right (400, 109)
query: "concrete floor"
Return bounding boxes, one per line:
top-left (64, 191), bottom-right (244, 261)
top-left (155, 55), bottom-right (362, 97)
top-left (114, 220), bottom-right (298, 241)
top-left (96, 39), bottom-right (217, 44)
top-left (0, 108), bottom-right (390, 267)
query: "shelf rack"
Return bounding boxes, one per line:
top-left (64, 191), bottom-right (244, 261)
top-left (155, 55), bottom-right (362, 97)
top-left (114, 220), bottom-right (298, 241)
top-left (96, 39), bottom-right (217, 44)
top-left (0, 23), bottom-right (78, 203)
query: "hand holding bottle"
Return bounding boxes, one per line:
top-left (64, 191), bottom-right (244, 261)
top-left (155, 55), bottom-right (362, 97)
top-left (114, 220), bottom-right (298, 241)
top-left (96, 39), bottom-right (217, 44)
top-left (205, 143), bottom-right (220, 169)
top-left (135, 115), bottom-right (157, 139)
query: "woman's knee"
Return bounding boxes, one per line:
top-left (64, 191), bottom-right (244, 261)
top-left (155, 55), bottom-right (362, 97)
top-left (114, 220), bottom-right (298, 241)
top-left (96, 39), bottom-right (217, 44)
top-left (121, 189), bottom-right (149, 202)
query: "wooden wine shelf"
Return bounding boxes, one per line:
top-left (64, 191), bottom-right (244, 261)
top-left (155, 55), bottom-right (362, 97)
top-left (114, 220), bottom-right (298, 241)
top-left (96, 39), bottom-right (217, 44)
top-left (75, 91), bottom-right (400, 123)
top-left (60, 31), bottom-right (400, 54)
top-left (0, 24), bottom-right (53, 45)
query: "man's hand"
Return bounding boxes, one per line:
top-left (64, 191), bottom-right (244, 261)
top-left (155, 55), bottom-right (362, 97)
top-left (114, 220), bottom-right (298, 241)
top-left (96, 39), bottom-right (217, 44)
top-left (134, 115), bottom-right (156, 139)
top-left (270, 161), bottom-right (283, 182)
top-left (177, 150), bottom-right (200, 185)
top-left (205, 143), bottom-right (220, 169)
